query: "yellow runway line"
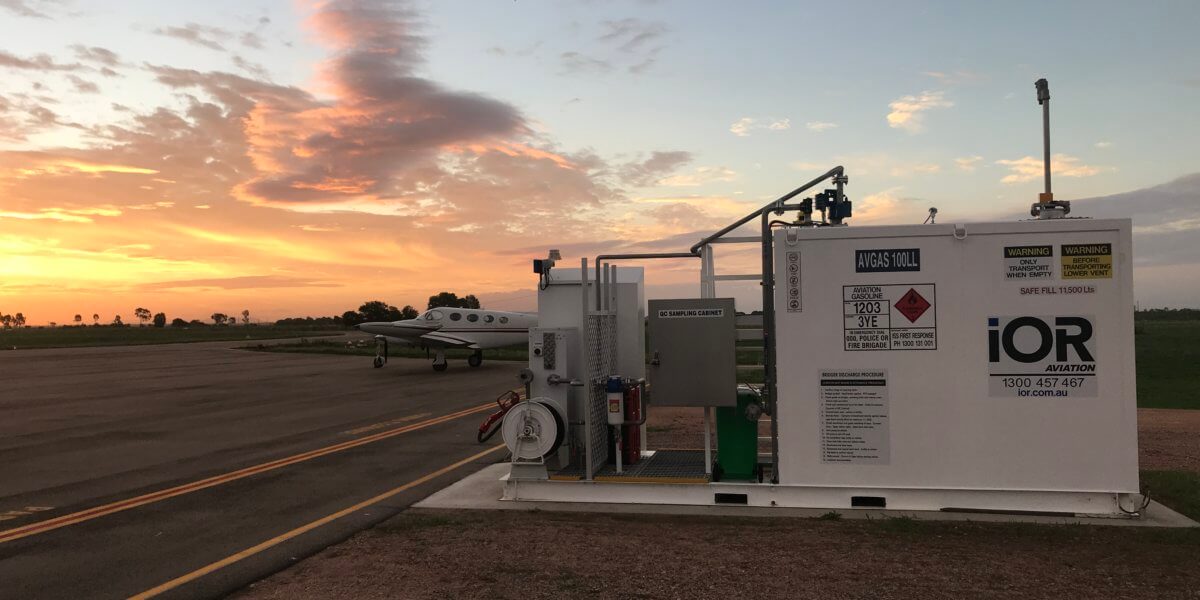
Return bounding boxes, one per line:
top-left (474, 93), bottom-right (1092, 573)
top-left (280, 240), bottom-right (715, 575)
top-left (0, 403), bottom-right (494, 545)
top-left (129, 444), bottom-right (505, 600)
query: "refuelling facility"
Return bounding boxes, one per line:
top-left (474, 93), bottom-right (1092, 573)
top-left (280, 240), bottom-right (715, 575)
top-left (482, 79), bottom-right (1143, 517)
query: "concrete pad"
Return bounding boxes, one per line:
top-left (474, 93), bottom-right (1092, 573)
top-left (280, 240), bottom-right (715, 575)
top-left (415, 463), bottom-right (1199, 528)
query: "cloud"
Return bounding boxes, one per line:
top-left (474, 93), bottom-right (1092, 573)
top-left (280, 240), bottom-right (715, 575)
top-left (598, 18), bottom-right (666, 52)
top-left (921, 70), bottom-right (982, 85)
top-left (1095, 141), bottom-right (1113, 149)
top-left (0, 0), bottom-right (51, 18)
top-left (153, 23), bottom-right (232, 51)
top-left (805, 121), bottom-right (837, 132)
top-left (729, 117), bottom-right (790, 137)
top-left (138, 275), bottom-right (339, 291)
top-left (619, 150), bottom-right (693, 187)
top-left (240, 31), bottom-right (265, 49)
top-left (886, 90), bottom-right (952, 133)
top-left (888, 163), bottom-right (940, 177)
top-left (71, 45), bottom-right (121, 67)
top-left (66, 75), bottom-right (99, 94)
top-left (995, 153), bottom-right (1107, 183)
top-left (0, 206), bottom-right (121, 223)
top-left (560, 51), bottom-right (612, 74)
top-left (954, 155), bottom-right (983, 171)
top-left (0, 50), bottom-right (83, 71)
top-left (656, 166), bottom-right (736, 187)
top-left (231, 55), bottom-right (268, 79)
top-left (851, 187), bottom-right (929, 225)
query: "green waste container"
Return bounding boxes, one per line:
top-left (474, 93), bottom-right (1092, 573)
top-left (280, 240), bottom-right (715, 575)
top-left (715, 385), bottom-right (762, 481)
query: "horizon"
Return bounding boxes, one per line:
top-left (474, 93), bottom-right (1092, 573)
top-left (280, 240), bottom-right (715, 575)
top-left (3, 0), bottom-right (1199, 326)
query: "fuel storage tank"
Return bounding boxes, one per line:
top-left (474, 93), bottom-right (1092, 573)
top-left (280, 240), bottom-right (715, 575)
top-left (772, 218), bottom-right (1136, 511)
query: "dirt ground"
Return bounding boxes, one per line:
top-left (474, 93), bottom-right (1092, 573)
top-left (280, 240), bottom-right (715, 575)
top-left (237, 408), bottom-right (1200, 600)
top-left (239, 510), bottom-right (1200, 600)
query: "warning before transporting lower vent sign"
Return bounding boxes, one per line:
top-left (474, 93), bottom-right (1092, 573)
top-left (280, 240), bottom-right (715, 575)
top-left (819, 369), bottom-right (889, 465)
top-left (843, 284), bottom-right (936, 351)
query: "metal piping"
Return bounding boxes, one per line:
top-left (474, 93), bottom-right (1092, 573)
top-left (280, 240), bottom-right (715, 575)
top-left (587, 166), bottom-right (846, 485)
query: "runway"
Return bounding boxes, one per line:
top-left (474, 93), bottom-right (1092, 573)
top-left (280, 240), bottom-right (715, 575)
top-left (0, 340), bottom-right (521, 599)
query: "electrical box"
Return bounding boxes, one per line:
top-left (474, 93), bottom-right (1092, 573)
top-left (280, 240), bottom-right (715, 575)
top-left (528, 327), bottom-right (580, 426)
top-left (773, 219), bottom-right (1137, 498)
top-left (537, 267), bottom-right (646, 380)
top-left (648, 298), bottom-right (737, 407)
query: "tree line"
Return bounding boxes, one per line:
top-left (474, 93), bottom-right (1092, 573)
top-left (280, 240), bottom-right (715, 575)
top-left (275, 292), bottom-right (482, 327)
top-left (4, 292), bottom-right (483, 330)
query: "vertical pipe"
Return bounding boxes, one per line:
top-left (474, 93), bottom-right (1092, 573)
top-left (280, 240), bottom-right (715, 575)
top-left (1042, 97), bottom-right (1052, 197)
top-left (762, 208), bottom-right (780, 483)
top-left (581, 257), bottom-right (592, 480)
top-left (601, 261), bottom-right (610, 312)
top-left (609, 264), bottom-right (618, 312)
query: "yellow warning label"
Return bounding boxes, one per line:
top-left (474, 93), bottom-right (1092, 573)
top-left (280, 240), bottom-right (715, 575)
top-left (1061, 243), bottom-right (1112, 279)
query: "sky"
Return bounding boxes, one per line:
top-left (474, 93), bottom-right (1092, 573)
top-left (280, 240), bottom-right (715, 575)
top-left (1, 0), bottom-right (1197, 325)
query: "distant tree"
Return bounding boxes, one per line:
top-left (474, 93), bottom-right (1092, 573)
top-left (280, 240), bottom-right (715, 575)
top-left (112, 315), bottom-right (123, 326)
top-left (49, 321), bottom-right (57, 328)
top-left (341, 310), bottom-right (365, 327)
top-left (427, 292), bottom-right (481, 310)
top-left (170, 318), bottom-right (188, 327)
top-left (74, 314), bottom-right (82, 326)
top-left (211, 313), bottom-right (229, 326)
top-left (189, 319), bottom-right (206, 326)
top-left (358, 301), bottom-right (403, 322)
top-left (14, 313), bottom-right (25, 328)
top-left (153, 312), bottom-right (166, 328)
top-left (134, 307), bottom-right (151, 326)
top-left (0, 314), bottom-right (11, 329)
top-left (400, 305), bottom-right (419, 319)
top-left (92, 313), bottom-right (100, 326)
top-left (241, 309), bottom-right (251, 325)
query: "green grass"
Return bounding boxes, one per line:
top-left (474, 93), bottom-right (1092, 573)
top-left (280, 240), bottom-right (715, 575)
top-left (1135, 320), bottom-right (1200, 409)
top-left (248, 338), bottom-right (529, 362)
top-left (1141, 470), bottom-right (1200, 521)
top-left (0, 325), bottom-right (341, 350)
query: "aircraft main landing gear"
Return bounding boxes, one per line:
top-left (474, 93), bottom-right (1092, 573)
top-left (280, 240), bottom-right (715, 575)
top-left (432, 348), bottom-right (448, 372)
top-left (468, 351), bottom-right (483, 368)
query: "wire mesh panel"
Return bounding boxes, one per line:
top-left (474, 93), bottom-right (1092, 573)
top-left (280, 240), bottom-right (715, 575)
top-left (584, 312), bottom-right (618, 478)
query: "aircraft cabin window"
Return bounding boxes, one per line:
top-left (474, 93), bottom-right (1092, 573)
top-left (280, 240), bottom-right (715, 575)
top-left (499, 316), bottom-right (509, 324)
top-left (426, 310), bottom-right (443, 320)
top-left (484, 315), bottom-right (494, 323)
top-left (449, 312), bottom-right (462, 321)
top-left (467, 314), bottom-right (479, 322)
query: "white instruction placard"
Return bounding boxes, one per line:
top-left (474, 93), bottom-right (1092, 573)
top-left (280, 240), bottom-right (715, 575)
top-left (842, 284), bottom-right (936, 351)
top-left (819, 369), bottom-right (890, 464)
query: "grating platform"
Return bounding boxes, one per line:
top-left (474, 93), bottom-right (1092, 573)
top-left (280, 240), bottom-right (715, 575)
top-left (550, 450), bottom-right (709, 483)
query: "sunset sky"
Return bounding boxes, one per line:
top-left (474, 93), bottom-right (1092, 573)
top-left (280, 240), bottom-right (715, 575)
top-left (1, 0), bottom-right (1197, 325)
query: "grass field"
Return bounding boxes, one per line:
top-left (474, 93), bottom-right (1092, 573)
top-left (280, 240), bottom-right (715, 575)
top-left (0, 326), bottom-right (341, 349)
top-left (1135, 320), bottom-right (1200, 409)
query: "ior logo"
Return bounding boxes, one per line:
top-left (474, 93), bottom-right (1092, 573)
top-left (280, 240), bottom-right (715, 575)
top-left (987, 316), bottom-right (1094, 364)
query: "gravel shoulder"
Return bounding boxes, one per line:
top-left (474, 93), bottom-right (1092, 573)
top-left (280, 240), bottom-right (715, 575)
top-left (237, 407), bottom-right (1200, 600)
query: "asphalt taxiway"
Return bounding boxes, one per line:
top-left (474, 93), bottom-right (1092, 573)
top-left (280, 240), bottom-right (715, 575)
top-left (0, 340), bottom-right (520, 599)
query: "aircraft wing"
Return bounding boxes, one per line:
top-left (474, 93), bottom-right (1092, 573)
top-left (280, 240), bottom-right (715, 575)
top-left (418, 331), bottom-right (480, 349)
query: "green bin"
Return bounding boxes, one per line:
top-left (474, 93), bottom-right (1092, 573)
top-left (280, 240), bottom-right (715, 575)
top-left (715, 385), bottom-right (761, 481)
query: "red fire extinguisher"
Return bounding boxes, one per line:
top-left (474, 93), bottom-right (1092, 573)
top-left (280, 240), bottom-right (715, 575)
top-left (622, 383), bottom-right (641, 465)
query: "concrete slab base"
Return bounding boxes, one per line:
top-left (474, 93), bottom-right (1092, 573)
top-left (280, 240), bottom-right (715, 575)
top-left (414, 463), bottom-right (1199, 528)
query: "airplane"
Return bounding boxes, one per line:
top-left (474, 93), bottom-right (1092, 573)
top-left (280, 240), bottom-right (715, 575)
top-left (357, 307), bottom-right (536, 371)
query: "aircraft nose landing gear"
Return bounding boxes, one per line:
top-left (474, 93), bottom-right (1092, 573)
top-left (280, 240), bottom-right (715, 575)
top-left (432, 348), bottom-right (448, 372)
top-left (373, 336), bottom-right (388, 368)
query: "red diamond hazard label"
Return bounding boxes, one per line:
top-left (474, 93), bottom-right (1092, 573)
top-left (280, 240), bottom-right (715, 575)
top-left (894, 288), bottom-right (931, 323)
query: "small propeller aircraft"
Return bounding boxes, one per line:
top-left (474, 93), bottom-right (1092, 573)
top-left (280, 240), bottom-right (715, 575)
top-left (357, 308), bottom-right (536, 371)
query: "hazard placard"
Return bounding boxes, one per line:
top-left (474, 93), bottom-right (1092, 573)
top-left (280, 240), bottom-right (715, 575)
top-left (843, 284), bottom-right (937, 351)
top-left (1061, 243), bottom-right (1112, 279)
